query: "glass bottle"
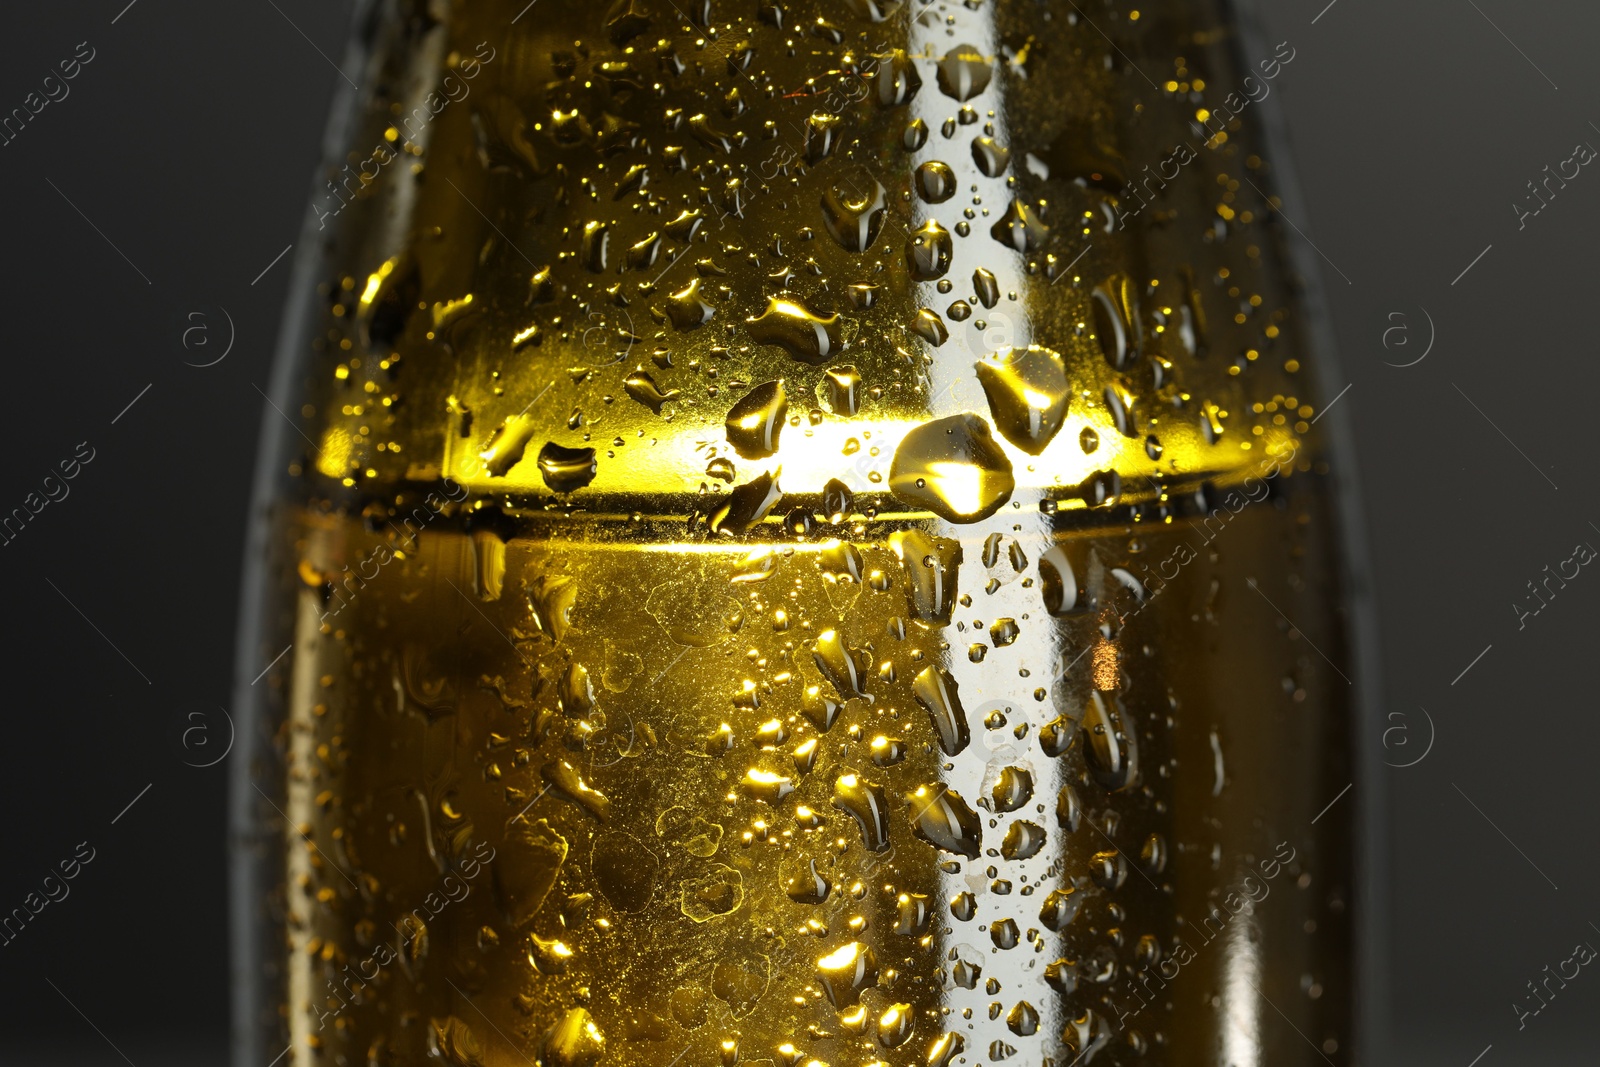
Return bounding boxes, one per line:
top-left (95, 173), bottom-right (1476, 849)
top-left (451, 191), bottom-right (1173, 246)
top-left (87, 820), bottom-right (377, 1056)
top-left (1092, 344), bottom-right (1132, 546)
top-left (233, 1), bottom-right (1360, 1064)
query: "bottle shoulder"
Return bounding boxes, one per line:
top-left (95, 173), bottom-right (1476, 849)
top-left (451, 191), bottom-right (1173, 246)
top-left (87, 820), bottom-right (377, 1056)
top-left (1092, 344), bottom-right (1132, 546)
top-left (268, 0), bottom-right (1330, 528)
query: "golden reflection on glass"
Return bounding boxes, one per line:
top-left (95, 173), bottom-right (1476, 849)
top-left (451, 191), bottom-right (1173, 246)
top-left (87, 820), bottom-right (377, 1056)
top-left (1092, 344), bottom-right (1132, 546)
top-left (242, 0), bottom-right (1357, 1064)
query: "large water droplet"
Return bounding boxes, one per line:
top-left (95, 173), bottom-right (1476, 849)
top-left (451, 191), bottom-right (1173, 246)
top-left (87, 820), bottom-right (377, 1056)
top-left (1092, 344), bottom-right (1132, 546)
top-left (1141, 831), bottom-right (1169, 875)
top-left (1042, 958), bottom-right (1078, 997)
top-left (537, 442), bottom-right (598, 493)
top-left (1037, 545), bottom-right (1090, 616)
top-left (991, 766), bottom-right (1034, 811)
top-left (1039, 714), bottom-right (1078, 757)
top-left (832, 773), bottom-right (890, 852)
top-left (688, 112), bottom-right (744, 153)
top-left (626, 231), bottom-right (662, 271)
top-left (974, 345), bottom-right (1070, 455)
top-left (742, 767), bottom-right (796, 805)
top-left (803, 684), bottom-right (842, 732)
top-left (1091, 274), bottom-right (1141, 370)
top-left (895, 892), bottom-right (932, 935)
top-left (1061, 1010), bottom-right (1111, 1063)
top-left (906, 219), bottom-right (954, 281)
top-left (1039, 885), bottom-right (1080, 931)
top-left (888, 529), bottom-right (961, 623)
top-left (911, 308), bottom-right (949, 347)
top-left (990, 198), bottom-right (1049, 253)
top-left (359, 254), bottom-right (419, 349)
top-left (542, 760), bottom-right (612, 820)
top-left (709, 470), bottom-right (783, 537)
top-left (1006, 1001), bottom-right (1039, 1038)
top-left (559, 662), bottom-right (595, 716)
top-left (526, 933), bottom-right (573, 975)
top-left (805, 111), bottom-right (841, 163)
top-left (1080, 468), bottom-right (1123, 507)
top-left (624, 370), bottom-right (679, 414)
top-left (972, 267), bottom-right (1000, 309)
top-left (665, 208), bottom-right (704, 240)
top-left (528, 575), bottom-right (576, 642)
top-left (816, 941), bottom-right (879, 1007)
top-left (889, 413), bottom-right (1014, 523)
top-left (664, 277), bottom-right (715, 329)
top-left (1057, 783), bottom-right (1082, 832)
top-left (1102, 383), bottom-right (1137, 438)
top-left (725, 380), bottom-right (788, 459)
top-left (819, 539), bottom-right (865, 583)
top-left (936, 44), bottom-right (992, 101)
top-left (875, 49), bottom-right (923, 106)
top-left (481, 415), bottom-right (538, 476)
top-left (783, 856), bottom-right (832, 904)
top-left (915, 160), bottom-right (957, 203)
top-left (822, 365), bottom-right (862, 415)
top-left (971, 136), bottom-right (1011, 177)
top-left (878, 1003), bottom-right (915, 1048)
top-left (581, 221), bottom-right (610, 272)
top-left (822, 181), bottom-right (888, 252)
top-left (907, 783), bottom-right (981, 858)
top-left (990, 917), bottom-right (1020, 949)
top-left (1082, 691), bottom-right (1138, 791)
top-left (813, 628), bottom-right (872, 702)
top-left (1000, 819), bottom-right (1045, 860)
top-left (912, 665), bottom-right (970, 756)
top-left (747, 297), bottom-right (844, 365)
top-left (928, 1031), bottom-right (966, 1067)
top-left (823, 478), bottom-right (855, 523)
top-left (870, 734), bottom-right (907, 767)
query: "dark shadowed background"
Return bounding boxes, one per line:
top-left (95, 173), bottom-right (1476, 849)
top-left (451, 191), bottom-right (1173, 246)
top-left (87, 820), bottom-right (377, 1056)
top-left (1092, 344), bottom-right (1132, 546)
top-left (0, 1), bottom-right (1593, 1064)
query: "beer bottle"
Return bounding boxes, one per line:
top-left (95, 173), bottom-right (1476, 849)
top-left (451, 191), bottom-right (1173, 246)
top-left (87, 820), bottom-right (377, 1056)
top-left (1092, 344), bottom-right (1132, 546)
top-left (234, 1), bottom-right (1357, 1064)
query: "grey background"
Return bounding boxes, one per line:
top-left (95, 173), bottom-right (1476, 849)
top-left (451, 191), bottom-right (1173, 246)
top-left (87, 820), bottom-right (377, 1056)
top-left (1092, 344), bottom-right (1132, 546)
top-left (0, 0), bottom-right (1592, 1063)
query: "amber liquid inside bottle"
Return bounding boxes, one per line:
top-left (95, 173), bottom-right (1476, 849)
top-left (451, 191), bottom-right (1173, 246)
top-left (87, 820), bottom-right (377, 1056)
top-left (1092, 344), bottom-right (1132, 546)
top-left (235, 2), bottom-right (1355, 1065)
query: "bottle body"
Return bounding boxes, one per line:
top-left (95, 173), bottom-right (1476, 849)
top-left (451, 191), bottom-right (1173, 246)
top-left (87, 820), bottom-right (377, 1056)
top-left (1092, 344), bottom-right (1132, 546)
top-left (235, 2), bottom-right (1356, 1065)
